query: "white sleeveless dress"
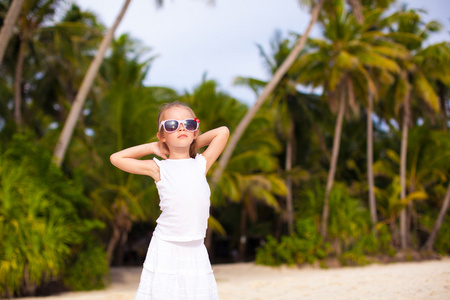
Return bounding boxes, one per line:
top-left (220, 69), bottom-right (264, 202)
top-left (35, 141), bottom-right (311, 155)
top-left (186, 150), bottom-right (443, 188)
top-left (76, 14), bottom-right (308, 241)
top-left (134, 154), bottom-right (220, 300)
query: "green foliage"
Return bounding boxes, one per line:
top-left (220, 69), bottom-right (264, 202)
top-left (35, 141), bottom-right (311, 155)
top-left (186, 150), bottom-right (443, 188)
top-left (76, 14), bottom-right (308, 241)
top-left (434, 217), bottom-right (450, 254)
top-left (0, 2), bottom-right (448, 296)
top-left (327, 183), bottom-right (370, 251)
top-left (339, 224), bottom-right (395, 266)
top-left (290, 183), bottom-right (396, 267)
top-left (0, 134), bottom-right (106, 297)
top-left (328, 184), bottom-right (396, 263)
top-left (63, 240), bottom-right (108, 291)
top-left (255, 218), bottom-right (328, 266)
top-left (421, 212), bottom-right (450, 255)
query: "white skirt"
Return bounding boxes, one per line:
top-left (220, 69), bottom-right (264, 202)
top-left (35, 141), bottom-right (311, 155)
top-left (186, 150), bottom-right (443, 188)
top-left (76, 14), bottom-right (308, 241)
top-left (134, 235), bottom-right (220, 300)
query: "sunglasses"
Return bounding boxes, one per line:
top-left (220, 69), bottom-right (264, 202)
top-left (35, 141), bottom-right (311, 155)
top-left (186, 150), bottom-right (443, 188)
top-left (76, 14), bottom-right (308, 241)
top-left (159, 118), bottom-right (200, 133)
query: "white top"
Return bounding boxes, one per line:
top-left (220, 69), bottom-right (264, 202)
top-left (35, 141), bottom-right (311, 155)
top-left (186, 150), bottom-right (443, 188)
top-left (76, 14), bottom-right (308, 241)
top-left (152, 154), bottom-right (211, 242)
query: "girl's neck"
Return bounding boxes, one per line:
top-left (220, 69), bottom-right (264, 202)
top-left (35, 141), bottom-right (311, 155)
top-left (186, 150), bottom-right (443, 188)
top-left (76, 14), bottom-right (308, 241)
top-left (168, 154), bottom-right (191, 160)
top-left (167, 147), bottom-right (191, 160)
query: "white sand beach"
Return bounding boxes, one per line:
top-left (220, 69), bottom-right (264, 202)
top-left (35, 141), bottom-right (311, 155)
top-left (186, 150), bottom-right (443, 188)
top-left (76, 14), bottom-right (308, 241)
top-left (15, 257), bottom-right (450, 300)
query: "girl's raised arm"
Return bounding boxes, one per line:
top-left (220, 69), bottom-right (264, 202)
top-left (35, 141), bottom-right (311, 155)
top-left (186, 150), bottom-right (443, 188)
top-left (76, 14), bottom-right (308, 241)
top-left (196, 126), bottom-right (230, 173)
top-left (110, 142), bottom-right (168, 181)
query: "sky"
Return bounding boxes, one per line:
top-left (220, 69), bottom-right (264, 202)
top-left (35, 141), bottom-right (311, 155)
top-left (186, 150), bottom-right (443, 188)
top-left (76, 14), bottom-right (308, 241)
top-left (73, 0), bottom-right (449, 105)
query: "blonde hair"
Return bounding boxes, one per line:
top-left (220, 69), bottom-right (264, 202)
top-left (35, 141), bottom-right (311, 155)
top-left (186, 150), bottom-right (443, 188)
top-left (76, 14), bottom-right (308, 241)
top-left (157, 101), bottom-right (198, 158)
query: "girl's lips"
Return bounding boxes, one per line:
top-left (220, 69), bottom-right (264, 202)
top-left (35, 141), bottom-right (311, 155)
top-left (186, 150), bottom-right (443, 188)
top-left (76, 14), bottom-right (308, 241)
top-left (178, 134), bottom-right (188, 138)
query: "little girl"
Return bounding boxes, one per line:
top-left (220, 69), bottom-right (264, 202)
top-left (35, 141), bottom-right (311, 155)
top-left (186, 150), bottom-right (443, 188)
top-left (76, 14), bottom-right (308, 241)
top-left (110, 101), bottom-right (229, 299)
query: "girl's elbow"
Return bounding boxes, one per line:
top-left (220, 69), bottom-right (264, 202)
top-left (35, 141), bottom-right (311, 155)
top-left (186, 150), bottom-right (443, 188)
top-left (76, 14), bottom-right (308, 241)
top-left (110, 153), bottom-right (119, 166)
top-left (221, 126), bottom-right (230, 137)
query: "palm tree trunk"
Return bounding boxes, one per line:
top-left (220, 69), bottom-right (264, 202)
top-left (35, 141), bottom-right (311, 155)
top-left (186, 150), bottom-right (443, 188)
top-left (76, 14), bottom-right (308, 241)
top-left (321, 87), bottom-right (346, 240)
top-left (285, 120), bottom-right (294, 234)
top-left (0, 0), bottom-right (25, 66)
top-left (367, 90), bottom-right (377, 232)
top-left (313, 123), bottom-right (330, 161)
top-left (116, 230), bottom-right (128, 265)
top-left (422, 181), bottom-right (450, 251)
top-left (211, 0), bottom-right (325, 185)
top-left (107, 224), bottom-right (121, 265)
top-left (14, 35), bottom-right (26, 126)
top-left (52, 0), bottom-right (132, 166)
top-left (239, 203), bottom-right (248, 261)
top-left (400, 82), bottom-right (411, 249)
top-left (407, 179), bottom-right (416, 246)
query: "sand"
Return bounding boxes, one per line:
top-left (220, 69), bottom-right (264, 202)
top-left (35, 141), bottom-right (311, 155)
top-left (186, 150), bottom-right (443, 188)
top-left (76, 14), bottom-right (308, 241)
top-left (14, 257), bottom-right (450, 300)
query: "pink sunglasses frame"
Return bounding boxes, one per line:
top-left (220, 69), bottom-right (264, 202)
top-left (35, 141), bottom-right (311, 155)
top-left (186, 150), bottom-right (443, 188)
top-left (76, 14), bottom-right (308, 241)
top-left (159, 118), bottom-right (200, 133)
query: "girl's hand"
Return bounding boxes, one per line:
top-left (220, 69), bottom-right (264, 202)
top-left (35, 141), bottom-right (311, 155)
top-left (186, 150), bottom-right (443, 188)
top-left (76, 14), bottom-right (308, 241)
top-left (154, 142), bottom-right (169, 160)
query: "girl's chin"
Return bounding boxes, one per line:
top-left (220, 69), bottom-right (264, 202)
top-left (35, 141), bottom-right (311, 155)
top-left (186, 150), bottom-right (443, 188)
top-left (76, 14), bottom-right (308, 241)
top-left (168, 140), bottom-right (193, 148)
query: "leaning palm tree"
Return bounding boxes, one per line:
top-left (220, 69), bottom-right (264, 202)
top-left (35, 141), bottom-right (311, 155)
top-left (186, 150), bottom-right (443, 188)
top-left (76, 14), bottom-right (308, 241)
top-left (52, 0), bottom-right (214, 166)
top-left (211, 0), bottom-right (326, 185)
top-left (86, 34), bottom-right (160, 265)
top-left (52, 0), bottom-right (132, 166)
top-left (235, 31), bottom-right (303, 234)
top-left (211, 0), bottom-right (366, 186)
top-left (423, 182), bottom-right (450, 251)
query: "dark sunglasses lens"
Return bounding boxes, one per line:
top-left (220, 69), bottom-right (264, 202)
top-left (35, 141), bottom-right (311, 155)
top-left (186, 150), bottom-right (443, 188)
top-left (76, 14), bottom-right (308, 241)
top-left (164, 120), bottom-right (179, 132)
top-left (184, 119), bottom-right (198, 131)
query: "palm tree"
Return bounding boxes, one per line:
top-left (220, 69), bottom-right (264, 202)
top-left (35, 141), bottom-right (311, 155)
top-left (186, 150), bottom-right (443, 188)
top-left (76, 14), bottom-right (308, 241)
top-left (28, 3), bottom-right (104, 135)
top-left (406, 130), bottom-right (450, 248)
top-left (52, 0), bottom-right (132, 166)
top-left (11, 0), bottom-right (61, 126)
top-left (373, 129), bottom-right (450, 250)
top-left (235, 31), bottom-right (304, 234)
top-left (384, 8), bottom-right (442, 248)
top-left (291, 1), bottom-right (402, 239)
top-left (235, 173), bottom-right (286, 260)
top-left (84, 33), bottom-right (160, 265)
top-left (209, 104), bottom-right (286, 260)
top-left (211, 0), bottom-right (368, 186)
top-left (52, 0), bottom-right (212, 166)
top-left (423, 182), bottom-right (450, 251)
top-left (0, 0), bottom-right (25, 65)
top-left (211, 0), bottom-right (327, 185)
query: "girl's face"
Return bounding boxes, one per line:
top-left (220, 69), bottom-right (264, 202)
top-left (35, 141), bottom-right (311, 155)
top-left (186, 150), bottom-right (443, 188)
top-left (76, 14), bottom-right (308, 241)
top-left (157, 106), bottom-right (199, 150)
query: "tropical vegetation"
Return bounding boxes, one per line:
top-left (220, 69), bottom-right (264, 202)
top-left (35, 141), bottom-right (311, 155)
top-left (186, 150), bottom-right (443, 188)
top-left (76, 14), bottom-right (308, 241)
top-left (0, 0), bottom-right (449, 297)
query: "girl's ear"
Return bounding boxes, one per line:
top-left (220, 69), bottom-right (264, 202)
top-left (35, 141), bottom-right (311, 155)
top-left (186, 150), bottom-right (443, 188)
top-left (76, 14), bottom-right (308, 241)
top-left (157, 131), bottom-right (165, 142)
top-left (194, 130), bottom-right (199, 140)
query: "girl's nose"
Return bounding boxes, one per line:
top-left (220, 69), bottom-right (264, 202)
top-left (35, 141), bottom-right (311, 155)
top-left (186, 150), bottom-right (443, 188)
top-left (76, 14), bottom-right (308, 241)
top-left (178, 123), bottom-right (186, 131)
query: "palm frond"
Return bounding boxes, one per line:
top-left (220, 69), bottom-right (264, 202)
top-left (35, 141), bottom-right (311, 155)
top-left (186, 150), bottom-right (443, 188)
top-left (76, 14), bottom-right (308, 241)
top-left (359, 52), bottom-right (399, 73)
top-left (208, 216), bottom-right (226, 236)
top-left (412, 70), bottom-right (440, 112)
top-left (233, 77), bottom-right (266, 95)
top-left (371, 44), bottom-right (410, 60)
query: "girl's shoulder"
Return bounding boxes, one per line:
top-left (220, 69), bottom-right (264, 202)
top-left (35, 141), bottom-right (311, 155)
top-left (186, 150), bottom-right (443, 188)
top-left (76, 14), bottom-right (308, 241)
top-left (195, 153), bottom-right (207, 174)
